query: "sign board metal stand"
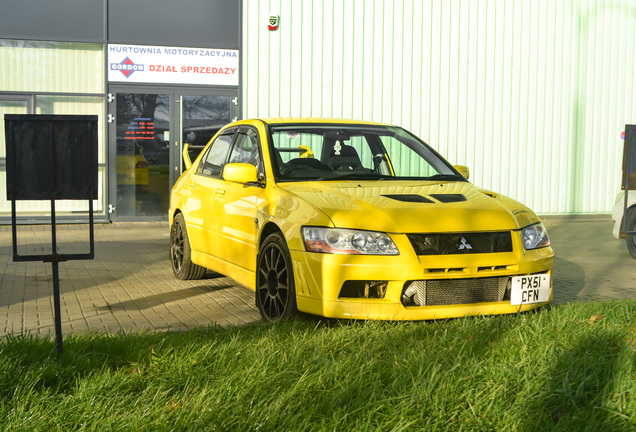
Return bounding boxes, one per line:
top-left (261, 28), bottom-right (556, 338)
top-left (4, 115), bottom-right (98, 355)
top-left (10, 200), bottom-right (95, 355)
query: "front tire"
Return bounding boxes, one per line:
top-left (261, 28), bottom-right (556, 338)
top-left (626, 209), bottom-right (636, 259)
top-left (170, 213), bottom-right (206, 280)
top-left (256, 232), bottom-right (297, 321)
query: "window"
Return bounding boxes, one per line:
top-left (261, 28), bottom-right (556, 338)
top-left (197, 133), bottom-right (234, 178)
top-left (271, 130), bottom-right (324, 163)
top-left (229, 128), bottom-right (261, 172)
top-left (345, 136), bottom-right (374, 170)
top-left (0, 40), bottom-right (105, 221)
top-left (268, 124), bottom-right (460, 182)
top-left (0, 40), bottom-right (103, 93)
top-left (380, 136), bottom-right (438, 178)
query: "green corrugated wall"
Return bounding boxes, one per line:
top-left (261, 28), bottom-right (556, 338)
top-left (243, 0), bottom-right (636, 214)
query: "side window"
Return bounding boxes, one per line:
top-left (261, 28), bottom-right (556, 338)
top-left (228, 128), bottom-right (261, 173)
top-left (197, 133), bottom-right (234, 178)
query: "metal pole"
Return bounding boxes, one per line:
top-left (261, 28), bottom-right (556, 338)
top-left (52, 261), bottom-right (63, 356)
top-left (50, 199), bottom-right (63, 355)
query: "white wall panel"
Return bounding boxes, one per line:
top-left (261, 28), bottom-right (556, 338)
top-left (243, 0), bottom-right (636, 214)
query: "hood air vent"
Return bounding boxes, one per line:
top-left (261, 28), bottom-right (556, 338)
top-left (382, 194), bottom-right (434, 203)
top-left (429, 194), bottom-right (467, 203)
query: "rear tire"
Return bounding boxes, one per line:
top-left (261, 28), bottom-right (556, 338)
top-left (256, 232), bottom-right (298, 321)
top-left (170, 213), bottom-right (206, 280)
top-left (626, 209), bottom-right (636, 259)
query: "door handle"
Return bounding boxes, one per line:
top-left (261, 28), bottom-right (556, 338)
top-left (187, 182), bottom-right (196, 189)
top-left (216, 189), bottom-right (225, 195)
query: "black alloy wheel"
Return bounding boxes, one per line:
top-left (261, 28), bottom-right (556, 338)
top-left (256, 232), bottom-right (297, 320)
top-left (170, 213), bottom-right (206, 280)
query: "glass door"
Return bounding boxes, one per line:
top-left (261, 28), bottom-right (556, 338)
top-left (108, 87), bottom-right (238, 221)
top-left (110, 90), bottom-right (171, 219)
top-left (175, 91), bottom-right (237, 179)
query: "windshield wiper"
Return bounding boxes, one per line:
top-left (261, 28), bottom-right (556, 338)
top-left (330, 172), bottom-right (389, 181)
top-left (424, 174), bottom-right (463, 181)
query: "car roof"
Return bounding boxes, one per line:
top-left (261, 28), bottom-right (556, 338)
top-left (242, 117), bottom-right (392, 127)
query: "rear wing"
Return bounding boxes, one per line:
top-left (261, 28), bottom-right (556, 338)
top-left (182, 143), bottom-right (192, 170)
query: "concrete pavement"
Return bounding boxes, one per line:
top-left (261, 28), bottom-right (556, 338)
top-left (0, 215), bottom-right (635, 338)
top-left (0, 222), bottom-right (260, 337)
top-left (541, 215), bottom-right (636, 303)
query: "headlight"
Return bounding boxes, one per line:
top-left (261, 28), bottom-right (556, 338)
top-left (302, 227), bottom-right (399, 255)
top-left (522, 222), bottom-right (550, 250)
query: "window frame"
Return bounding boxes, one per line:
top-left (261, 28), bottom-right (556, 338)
top-left (227, 126), bottom-right (264, 178)
top-left (265, 123), bottom-right (465, 183)
top-left (196, 127), bottom-right (238, 179)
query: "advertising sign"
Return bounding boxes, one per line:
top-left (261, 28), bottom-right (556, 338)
top-left (5, 115), bottom-right (98, 201)
top-left (108, 44), bottom-right (239, 86)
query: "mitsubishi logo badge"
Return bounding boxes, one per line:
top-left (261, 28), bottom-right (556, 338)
top-left (459, 237), bottom-right (473, 251)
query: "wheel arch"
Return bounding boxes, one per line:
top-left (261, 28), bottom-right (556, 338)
top-left (169, 207), bottom-right (182, 226)
top-left (255, 222), bottom-right (298, 320)
top-left (259, 222), bottom-right (284, 250)
top-left (627, 204), bottom-right (636, 224)
top-left (169, 210), bottom-right (207, 280)
top-left (620, 204), bottom-right (636, 236)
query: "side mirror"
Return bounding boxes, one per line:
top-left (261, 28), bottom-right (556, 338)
top-left (454, 165), bottom-right (470, 180)
top-left (223, 163), bottom-right (259, 184)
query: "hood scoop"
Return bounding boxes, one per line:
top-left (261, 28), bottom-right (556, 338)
top-left (382, 194), bottom-right (468, 203)
top-left (429, 194), bottom-right (467, 203)
top-left (382, 194), bottom-right (434, 203)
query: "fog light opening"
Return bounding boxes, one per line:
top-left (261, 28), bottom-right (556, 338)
top-left (339, 281), bottom-right (388, 299)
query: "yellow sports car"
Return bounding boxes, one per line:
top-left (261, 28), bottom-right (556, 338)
top-left (169, 118), bottom-right (554, 321)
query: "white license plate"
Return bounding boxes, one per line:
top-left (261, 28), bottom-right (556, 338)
top-left (510, 274), bottom-right (551, 305)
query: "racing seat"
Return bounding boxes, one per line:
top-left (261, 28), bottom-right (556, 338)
top-left (325, 144), bottom-right (364, 171)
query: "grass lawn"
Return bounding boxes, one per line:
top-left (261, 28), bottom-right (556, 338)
top-left (1, 300), bottom-right (635, 431)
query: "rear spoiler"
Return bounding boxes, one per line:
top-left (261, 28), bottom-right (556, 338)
top-left (182, 143), bottom-right (192, 170)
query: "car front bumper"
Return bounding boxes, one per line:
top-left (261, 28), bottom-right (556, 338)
top-left (290, 234), bottom-right (554, 321)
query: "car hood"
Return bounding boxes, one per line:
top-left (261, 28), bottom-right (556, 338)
top-left (278, 180), bottom-right (540, 233)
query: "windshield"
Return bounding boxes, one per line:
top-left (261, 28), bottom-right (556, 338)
top-left (268, 124), bottom-right (464, 182)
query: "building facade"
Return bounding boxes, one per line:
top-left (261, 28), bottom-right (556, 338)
top-left (0, 0), bottom-right (241, 222)
top-left (2, 0), bottom-right (635, 223)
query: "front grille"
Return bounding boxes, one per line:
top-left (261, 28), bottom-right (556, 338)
top-left (407, 231), bottom-right (513, 255)
top-left (401, 277), bottom-right (510, 306)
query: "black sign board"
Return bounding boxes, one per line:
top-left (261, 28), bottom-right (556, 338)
top-left (5, 114), bottom-right (98, 201)
top-left (4, 114), bottom-right (98, 355)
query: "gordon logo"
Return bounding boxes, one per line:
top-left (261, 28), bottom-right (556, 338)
top-left (110, 57), bottom-right (144, 78)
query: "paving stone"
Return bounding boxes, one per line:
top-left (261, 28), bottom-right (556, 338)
top-left (0, 216), bottom-right (635, 338)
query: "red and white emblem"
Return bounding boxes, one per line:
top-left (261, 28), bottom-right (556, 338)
top-left (267, 15), bottom-right (279, 31)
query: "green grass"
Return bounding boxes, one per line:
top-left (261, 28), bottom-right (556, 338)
top-left (1, 301), bottom-right (635, 431)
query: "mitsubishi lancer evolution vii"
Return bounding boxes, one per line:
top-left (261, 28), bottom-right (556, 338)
top-left (169, 118), bottom-right (554, 321)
